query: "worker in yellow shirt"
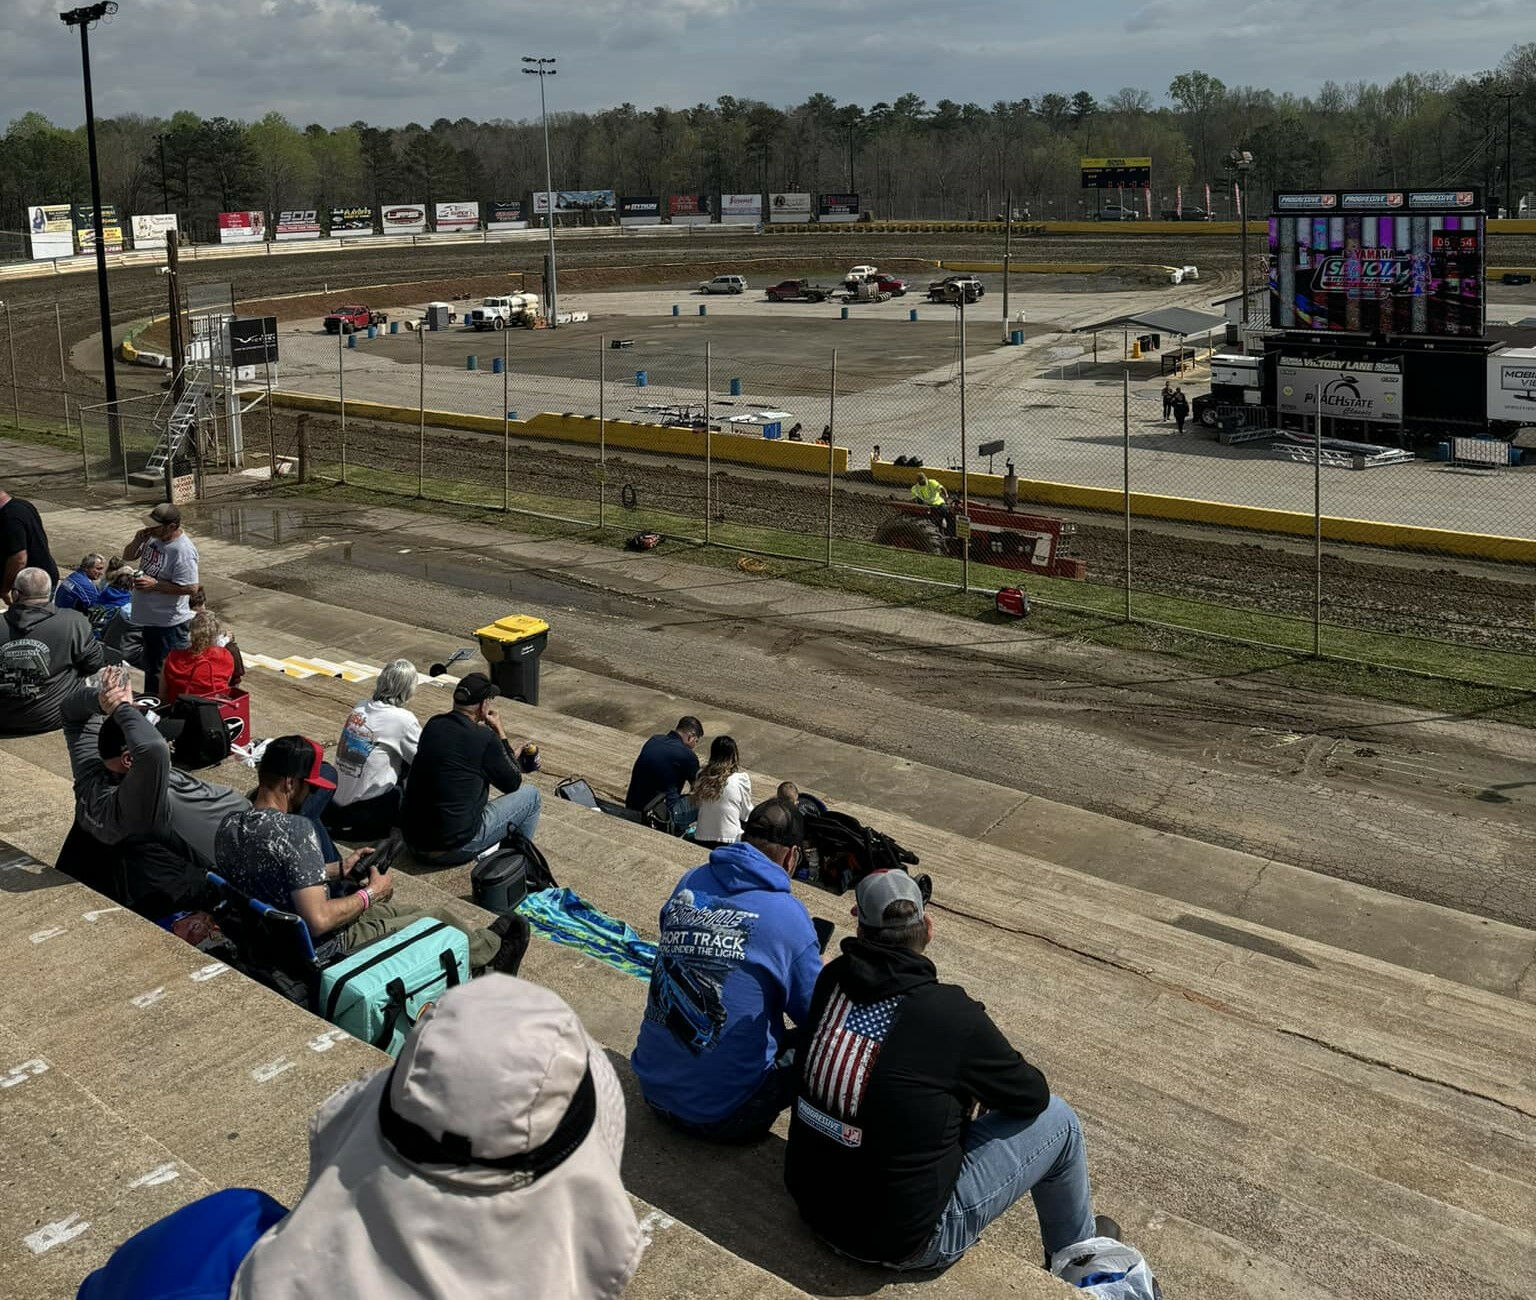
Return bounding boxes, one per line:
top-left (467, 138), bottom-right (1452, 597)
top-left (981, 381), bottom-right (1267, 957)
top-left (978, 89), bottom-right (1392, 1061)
top-left (910, 473), bottom-right (955, 536)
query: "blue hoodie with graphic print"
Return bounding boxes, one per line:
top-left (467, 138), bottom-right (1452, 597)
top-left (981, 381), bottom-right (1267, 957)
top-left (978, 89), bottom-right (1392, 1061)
top-left (632, 841), bottom-right (822, 1123)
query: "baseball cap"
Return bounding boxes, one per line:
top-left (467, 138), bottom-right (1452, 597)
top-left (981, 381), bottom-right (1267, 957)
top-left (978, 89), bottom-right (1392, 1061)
top-left (453, 672), bottom-right (500, 706)
top-left (742, 796), bottom-right (804, 849)
top-left (854, 870), bottom-right (926, 930)
top-left (145, 503), bottom-right (182, 528)
top-left (257, 734), bottom-right (336, 790)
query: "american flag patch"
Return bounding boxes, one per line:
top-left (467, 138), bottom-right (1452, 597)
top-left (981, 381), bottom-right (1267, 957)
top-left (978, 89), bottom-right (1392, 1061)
top-left (804, 989), bottom-right (899, 1120)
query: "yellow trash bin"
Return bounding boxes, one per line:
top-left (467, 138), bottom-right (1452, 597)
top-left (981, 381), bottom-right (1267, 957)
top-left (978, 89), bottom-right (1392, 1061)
top-left (474, 615), bottom-right (550, 705)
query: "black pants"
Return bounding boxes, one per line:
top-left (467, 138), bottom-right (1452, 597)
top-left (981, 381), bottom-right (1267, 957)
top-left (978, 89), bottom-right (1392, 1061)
top-left (56, 821), bottom-right (215, 922)
top-left (322, 786), bottom-right (403, 842)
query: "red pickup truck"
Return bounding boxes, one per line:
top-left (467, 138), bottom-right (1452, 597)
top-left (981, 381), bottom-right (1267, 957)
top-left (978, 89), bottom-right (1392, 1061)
top-left (872, 274), bottom-right (908, 297)
top-left (323, 304), bottom-right (389, 334)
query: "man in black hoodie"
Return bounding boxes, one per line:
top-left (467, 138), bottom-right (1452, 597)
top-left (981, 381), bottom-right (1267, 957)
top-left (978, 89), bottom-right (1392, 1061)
top-left (0, 567), bottom-right (104, 736)
top-left (785, 870), bottom-right (1103, 1270)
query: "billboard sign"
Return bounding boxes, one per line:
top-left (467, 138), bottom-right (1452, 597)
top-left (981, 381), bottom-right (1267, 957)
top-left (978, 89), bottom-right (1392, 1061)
top-left (769, 192), bottom-right (812, 223)
top-left (275, 209), bottom-right (321, 241)
top-left (719, 193), bottom-right (762, 225)
top-left (130, 213), bottom-right (178, 246)
top-left (434, 201), bottom-right (480, 231)
top-left (229, 316), bottom-right (279, 367)
top-left (1268, 206), bottom-right (1485, 338)
top-left (74, 204), bottom-right (124, 254)
top-left (217, 211), bottom-right (265, 244)
top-left (669, 194), bottom-right (712, 225)
top-left (381, 202), bottom-right (427, 234)
top-left (329, 205), bottom-right (373, 233)
top-left (618, 195), bottom-right (662, 226)
top-left (1489, 350), bottom-right (1536, 423)
top-left (1080, 157), bottom-right (1152, 189)
top-left (1276, 355), bottom-right (1403, 425)
top-left (486, 201), bottom-right (526, 230)
top-left (27, 204), bottom-right (75, 259)
top-left (531, 190), bottom-right (616, 214)
top-left (818, 193), bottom-right (860, 223)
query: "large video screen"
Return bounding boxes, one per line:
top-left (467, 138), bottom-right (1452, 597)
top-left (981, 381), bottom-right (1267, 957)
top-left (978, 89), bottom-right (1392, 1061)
top-left (1269, 204), bottom-right (1484, 339)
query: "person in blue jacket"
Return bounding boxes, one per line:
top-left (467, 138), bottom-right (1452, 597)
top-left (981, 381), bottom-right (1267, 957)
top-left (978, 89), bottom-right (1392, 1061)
top-left (632, 796), bottom-right (824, 1143)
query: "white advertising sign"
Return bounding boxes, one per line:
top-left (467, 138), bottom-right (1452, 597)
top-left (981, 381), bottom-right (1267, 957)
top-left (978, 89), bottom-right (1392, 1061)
top-left (217, 211), bottom-right (265, 244)
top-left (130, 213), bottom-right (178, 246)
top-left (719, 193), bottom-right (762, 225)
top-left (1489, 349), bottom-right (1536, 423)
top-left (27, 204), bottom-right (75, 259)
top-left (532, 190), bottom-right (617, 215)
top-left (434, 201), bottom-right (480, 231)
top-left (768, 192), bottom-right (812, 223)
top-left (1276, 356), bottom-right (1403, 425)
top-left (274, 210), bottom-right (321, 241)
top-left (381, 202), bottom-right (427, 234)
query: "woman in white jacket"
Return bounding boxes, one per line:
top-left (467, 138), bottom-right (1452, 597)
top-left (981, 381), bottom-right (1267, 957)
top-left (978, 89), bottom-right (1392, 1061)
top-left (691, 735), bottom-right (754, 847)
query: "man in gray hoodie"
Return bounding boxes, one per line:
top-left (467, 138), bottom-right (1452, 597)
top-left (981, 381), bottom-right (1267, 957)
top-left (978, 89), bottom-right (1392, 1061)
top-left (57, 665), bottom-right (249, 917)
top-left (0, 567), bottom-right (104, 737)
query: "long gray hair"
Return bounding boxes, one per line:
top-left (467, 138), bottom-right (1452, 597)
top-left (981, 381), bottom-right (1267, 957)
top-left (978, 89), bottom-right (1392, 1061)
top-left (373, 658), bottom-right (418, 708)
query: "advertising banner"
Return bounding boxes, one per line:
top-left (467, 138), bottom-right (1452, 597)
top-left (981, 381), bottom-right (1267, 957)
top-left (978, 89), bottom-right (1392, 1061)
top-left (1268, 209), bottom-right (1484, 338)
top-left (27, 204), bottom-right (75, 259)
top-left (275, 210), bottom-right (321, 241)
top-left (217, 211), bottom-right (265, 244)
top-left (485, 201), bottom-right (526, 231)
top-left (1080, 157), bottom-right (1152, 189)
top-left (381, 202), bottom-right (427, 234)
top-left (669, 194), bottom-right (712, 226)
top-left (719, 193), bottom-right (762, 225)
top-left (531, 190), bottom-right (616, 215)
top-left (74, 204), bottom-right (125, 254)
top-left (1276, 355), bottom-right (1403, 425)
top-left (769, 192), bottom-right (812, 223)
top-left (329, 205), bottom-right (373, 233)
top-left (433, 201), bottom-right (480, 232)
top-left (229, 316), bottom-right (279, 367)
top-left (129, 213), bottom-right (178, 247)
top-left (618, 195), bottom-right (662, 227)
top-left (1489, 351), bottom-right (1536, 423)
top-left (817, 193), bottom-right (860, 223)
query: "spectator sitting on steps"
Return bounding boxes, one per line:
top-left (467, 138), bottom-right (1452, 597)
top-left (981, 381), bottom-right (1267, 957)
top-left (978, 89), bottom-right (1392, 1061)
top-left (158, 610), bottom-right (240, 709)
top-left (785, 870), bottom-right (1113, 1271)
top-left (625, 715), bottom-right (703, 831)
top-left (0, 567), bottom-right (104, 737)
top-left (54, 553), bottom-right (106, 613)
top-left (216, 734), bottom-right (527, 973)
top-left (401, 673), bottom-right (542, 861)
top-left (189, 585), bottom-right (246, 683)
top-left (692, 735), bottom-right (754, 848)
top-left (324, 657), bottom-right (422, 842)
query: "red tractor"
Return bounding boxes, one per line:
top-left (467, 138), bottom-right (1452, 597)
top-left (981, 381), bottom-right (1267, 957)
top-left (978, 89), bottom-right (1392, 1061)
top-left (874, 499), bottom-right (1087, 579)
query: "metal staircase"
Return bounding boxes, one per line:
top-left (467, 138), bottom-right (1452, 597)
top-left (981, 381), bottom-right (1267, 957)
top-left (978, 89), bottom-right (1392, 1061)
top-left (129, 366), bottom-right (210, 487)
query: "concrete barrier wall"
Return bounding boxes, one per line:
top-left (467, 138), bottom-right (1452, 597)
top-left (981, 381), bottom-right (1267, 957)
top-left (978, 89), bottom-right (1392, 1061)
top-left (268, 391), bottom-right (848, 475)
top-left (869, 461), bottom-right (1536, 564)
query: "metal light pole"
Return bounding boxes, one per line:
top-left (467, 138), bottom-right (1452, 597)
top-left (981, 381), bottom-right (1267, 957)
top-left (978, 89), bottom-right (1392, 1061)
top-left (1227, 149), bottom-right (1254, 329)
top-left (154, 131), bottom-right (170, 213)
top-left (523, 56), bottom-right (559, 327)
top-left (1496, 89), bottom-right (1517, 218)
top-left (61, 2), bottom-right (121, 463)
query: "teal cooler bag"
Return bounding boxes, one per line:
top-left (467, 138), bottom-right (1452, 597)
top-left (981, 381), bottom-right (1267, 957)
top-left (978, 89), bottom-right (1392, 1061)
top-left (319, 918), bottom-right (470, 1056)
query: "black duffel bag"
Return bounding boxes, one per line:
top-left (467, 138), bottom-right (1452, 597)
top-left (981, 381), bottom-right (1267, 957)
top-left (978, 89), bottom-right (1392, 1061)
top-left (471, 832), bottom-right (556, 912)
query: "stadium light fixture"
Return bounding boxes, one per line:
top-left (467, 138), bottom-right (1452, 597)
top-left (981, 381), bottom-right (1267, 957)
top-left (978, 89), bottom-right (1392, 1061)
top-left (523, 56), bottom-right (559, 326)
top-left (61, 0), bottom-right (121, 462)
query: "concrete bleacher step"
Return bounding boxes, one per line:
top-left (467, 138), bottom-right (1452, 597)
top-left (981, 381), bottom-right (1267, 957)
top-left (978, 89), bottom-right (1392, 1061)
top-left (225, 670), bottom-right (1536, 1299)
top-left (0, 753), bottom-right (821, 1300)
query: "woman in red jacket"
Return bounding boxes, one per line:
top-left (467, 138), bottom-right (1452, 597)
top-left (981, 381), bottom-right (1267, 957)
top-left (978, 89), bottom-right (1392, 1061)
top-left (159, 610), bottom-right (240, 707)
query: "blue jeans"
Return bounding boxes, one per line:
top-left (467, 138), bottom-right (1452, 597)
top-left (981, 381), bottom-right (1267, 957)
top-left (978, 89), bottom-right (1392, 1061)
top-left (902, 1096), bottom-right (1096, 1269)
top-left (140, 621), bottom-right (190, 697)
top-left (458, 785), bottom-right (542, 855)
top-left (650, 1060), bottom-right (798, 1145)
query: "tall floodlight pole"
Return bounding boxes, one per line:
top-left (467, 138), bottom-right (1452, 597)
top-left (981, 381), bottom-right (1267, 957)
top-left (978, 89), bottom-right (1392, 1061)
top-left (62, 1), bottom-right (121, 463)
top-left (523, 56), bottom-right (559, 327)
top-left (1227, 149), bottom-right (1254, 329)
top-left (1496, 89), bottom-right (1517, 218)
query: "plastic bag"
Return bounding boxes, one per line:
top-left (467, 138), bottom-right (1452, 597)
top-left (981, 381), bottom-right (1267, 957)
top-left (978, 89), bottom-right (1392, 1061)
top-left (1049, 1236), bottom-right (1160, 1299)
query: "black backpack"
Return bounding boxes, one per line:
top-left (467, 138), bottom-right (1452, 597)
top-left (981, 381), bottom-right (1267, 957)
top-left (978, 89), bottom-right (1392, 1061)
top-left (168, 696), bottom-right (233, 769)
top-left (802, 810), bottom-right (930, 900)
top-left (471, 832), bottom-right (556, 913)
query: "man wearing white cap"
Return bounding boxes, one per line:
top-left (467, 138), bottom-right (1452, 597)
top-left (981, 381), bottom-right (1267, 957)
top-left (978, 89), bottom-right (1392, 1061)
top-left (785, 869), bottom-right (1110, 1271)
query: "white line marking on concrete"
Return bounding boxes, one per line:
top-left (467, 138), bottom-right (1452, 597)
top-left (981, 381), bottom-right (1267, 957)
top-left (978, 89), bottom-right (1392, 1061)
top-left (128, 1163), bottom-right (180, 1188)
top-left (251, 1058), bottom-right (296, 1083)
top-left (130, 987), bottom-right (167, 1009)
top-left (189, 962), bottom-right (230, 982)
top-left (306, 1029), bottom-right (350, 1053)
top-left (0, 1058), bottom-right (49, 1088)
top-left (28, 926), bottom-right (67, 944)
top-left (81, 907), bottom-right (124, 922)
top-left (23, 1214), bottom-right (90, 1254)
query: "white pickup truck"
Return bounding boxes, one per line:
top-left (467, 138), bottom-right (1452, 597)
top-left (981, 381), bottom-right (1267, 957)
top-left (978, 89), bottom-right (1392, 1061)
top-left (843, 264), bottom-right (879, 286)
top-left (466, 293), bottom-right (542, 330)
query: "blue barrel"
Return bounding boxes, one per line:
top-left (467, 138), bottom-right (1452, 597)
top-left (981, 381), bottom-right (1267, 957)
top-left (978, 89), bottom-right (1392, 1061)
top-left (672, 304), bottom-right (680, 317)
top-left (729, 378), bottom-right (742, 396)
top-left (347, 333), bottom-right (357, 349)
top-left (1435, 441), bottom-right (1450, 462)
top-left (909, 308), bottom-right (918, 321)
top-left (389, 320), bottom-right (400, 335)
top-left (492, 357), bottom-right (504, 374)
top-left (841, 306), bottom-right (849, 320)
top-left (698, 304), bottom-right (707, 316)
top-left (1511, 445), bottom-right (1524, 467)
top-left (507, 410), bottom-right (518, 421)
top-left (366, 325), bottom-right (377, 339)
top-left (636, 370), bottom-right (648, 387)
top-left (466, 355), bottom-right (477, 371)
top-left (1010, 329), bottom-right (1024, 345)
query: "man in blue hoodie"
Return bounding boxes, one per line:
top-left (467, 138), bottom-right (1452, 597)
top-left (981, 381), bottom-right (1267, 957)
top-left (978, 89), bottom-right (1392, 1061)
top-left (632, 796), bottom-right (823, 1143)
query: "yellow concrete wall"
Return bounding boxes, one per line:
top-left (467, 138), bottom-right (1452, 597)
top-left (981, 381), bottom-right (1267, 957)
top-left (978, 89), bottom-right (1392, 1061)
top-left (268, 392), bottom-right (848, 475)
top-left (869, 461), bottom-right (1536, 564)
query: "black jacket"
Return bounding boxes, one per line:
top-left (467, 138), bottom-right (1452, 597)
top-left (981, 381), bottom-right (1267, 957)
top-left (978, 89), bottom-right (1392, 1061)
top-left (0, 602), bottom-right (104, 736)
top-left (784, 937), bottom-right (1050, 1264)
top-left (401, 711), bottom-right (521, 851)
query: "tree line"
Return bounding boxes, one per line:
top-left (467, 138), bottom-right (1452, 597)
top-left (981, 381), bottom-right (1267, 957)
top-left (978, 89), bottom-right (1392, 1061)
top-left (2, 44), bottom-right (1532, 241)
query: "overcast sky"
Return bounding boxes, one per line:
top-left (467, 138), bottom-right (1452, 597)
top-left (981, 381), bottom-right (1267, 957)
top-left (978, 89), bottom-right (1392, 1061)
top-left (3, 0), bottom-right (1524, 129)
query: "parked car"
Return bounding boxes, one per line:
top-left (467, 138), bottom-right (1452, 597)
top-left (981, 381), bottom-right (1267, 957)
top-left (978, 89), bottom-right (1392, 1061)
top-left (766, 279), bottom-right (834, 302)
top-left (871, 274), bottom-right (908, 297)
top-left (698, 275), bottom-right (747, 294)
top-left (1093, 206), bottom-right (1141, 221)
top-left (1159, 206), bottom-right (1212, 221)
top-left (323, 304), bottom-right (388, 334)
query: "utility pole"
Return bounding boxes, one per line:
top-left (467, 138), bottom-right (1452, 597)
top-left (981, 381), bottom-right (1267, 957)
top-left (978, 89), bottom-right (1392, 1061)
top-left (61, 2), bottom-right (121, 464)
top-left (523, 56), bottom-right (559, 326)
top-left (1227, 149), bottom-right (1254, 328)
top-left (847, 122), bottom-right (855, 193)
top-left (155, 131), bottom-right (170, 214)
top-left (1001, 189), bottom-right (1012, 344)
top-left (1496, 89), bottom-right (1517, 218)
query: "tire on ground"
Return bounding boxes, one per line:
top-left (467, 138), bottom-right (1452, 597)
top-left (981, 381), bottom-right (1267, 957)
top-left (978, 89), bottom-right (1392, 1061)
top-left (872, 516), bottom-right (946, 555)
